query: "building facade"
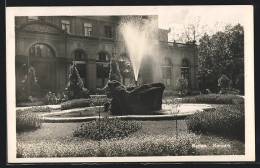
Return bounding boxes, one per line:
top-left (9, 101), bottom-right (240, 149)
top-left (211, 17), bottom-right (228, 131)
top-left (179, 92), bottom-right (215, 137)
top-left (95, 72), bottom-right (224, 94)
top-left (15, 16), bottom-right (199, 95)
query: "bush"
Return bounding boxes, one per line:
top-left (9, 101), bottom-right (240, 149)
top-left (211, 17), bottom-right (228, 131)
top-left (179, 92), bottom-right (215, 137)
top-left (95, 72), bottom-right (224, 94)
top-left (44, 92), bottom-right (68, 105)
top-left (235, 74), bottom-right (244, 95)
top-left (89, 88), bottom-right (106, 95)
top-left (73, 117), bottom-right (142, 140)
top-left (17, 132), bottom-right (198, 157)
top-left (218, 75), bottom-right (230, 94)
top-left (61, 98), bottom-right (111, 110)
top-left (61, 99), bottom-right (91, 110)
top-left (179, 94), bottom-right (244, 105)
top-left (98, 132), bottom-right (198, 156)
top-left (64, 62), bottom-right (90, 100)
top-left (16, 110), bottom-right (42, 133)
top-left (186, 104), bottom-right (245, 141)
top-left (89, 97), bottom-right (111, 106)
top-left (29, 106), bottom-right (52, 113)
top-left (176, 77), bottom-right (188, 96)
top-left (16, 101), bottom-right (45, 107)
top-left (16, 66), bottom-right (42, 103)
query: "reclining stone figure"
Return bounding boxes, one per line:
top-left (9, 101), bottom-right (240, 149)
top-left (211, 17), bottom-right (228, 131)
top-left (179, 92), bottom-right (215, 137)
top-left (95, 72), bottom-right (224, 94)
top-left (108, 80), bottom-right (165, 115)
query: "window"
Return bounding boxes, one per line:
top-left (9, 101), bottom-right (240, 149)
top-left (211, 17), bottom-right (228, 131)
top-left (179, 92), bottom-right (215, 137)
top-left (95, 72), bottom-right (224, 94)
top-left (182, 59), bottom-right (190, 67)
top-left (97, 52), bottom-right (109, 62)
top-left (28, 16), bottom-right (38, 21)
top-left (162, 57), bottom-right (172, 86)
top-left (84, 23), bottom-right (92, 36)
top-left (181, 58), bottom-right (190, 88)
top-left (96, 52), bottom-right (110, 88)
top-left (29, 44), bottom-right (55, 58)
top-left (74, 50), bottom-right (86, 61)
top-left (61, 20), bottom-right (70, 33)
top-left (104, 25), bottom-right (112, 38)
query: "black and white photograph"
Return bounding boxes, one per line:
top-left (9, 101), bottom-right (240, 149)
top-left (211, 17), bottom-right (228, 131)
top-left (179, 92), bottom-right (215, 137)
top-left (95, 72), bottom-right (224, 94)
top-left (6, 5), bottom-right (254, 162)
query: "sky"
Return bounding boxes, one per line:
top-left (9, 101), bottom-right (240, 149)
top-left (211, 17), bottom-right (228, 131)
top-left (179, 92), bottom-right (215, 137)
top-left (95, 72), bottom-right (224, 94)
top-left (157, 6), bottom-right (249, 29)
top-left (155, 6), bottom-right (252, 42)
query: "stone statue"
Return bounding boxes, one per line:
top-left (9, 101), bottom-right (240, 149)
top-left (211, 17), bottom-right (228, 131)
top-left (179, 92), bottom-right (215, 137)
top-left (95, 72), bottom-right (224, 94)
top-left (108, 80), bottom-right (165, 115)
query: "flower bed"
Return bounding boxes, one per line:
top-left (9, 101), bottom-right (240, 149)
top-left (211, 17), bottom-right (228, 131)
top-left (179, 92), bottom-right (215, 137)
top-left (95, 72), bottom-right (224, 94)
top-left (16, 110), bottom-right (43, 133)
top-left (17, 132), bottom-right (198, 157)
top-left (73, 117), bottom-right (142, 140)
top-left (186, 104), bottom-right (245, 141)
top-left (178, 94), bottom-right (244, 105)
top-left (61, 98), bottom-right (111, 110)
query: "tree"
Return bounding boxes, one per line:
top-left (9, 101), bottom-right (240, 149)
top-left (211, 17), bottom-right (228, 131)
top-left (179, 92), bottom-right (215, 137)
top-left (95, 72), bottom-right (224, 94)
top-left (102, 59), bottom-right (122, 97)
top-left (64, 62), bottom-right (90, 100)
top-left (16, 66), bottom-right (40, 102)
top-left (176, 77), bottom-right (188, 96)
top-left (197, 24), bottom-right (244, 94)
top-left (218, 75), bottom-right (230, 94)
top-left (171, 16), bottom-right (207, 43)
top-left (109, 59), bottom-right (122, 82)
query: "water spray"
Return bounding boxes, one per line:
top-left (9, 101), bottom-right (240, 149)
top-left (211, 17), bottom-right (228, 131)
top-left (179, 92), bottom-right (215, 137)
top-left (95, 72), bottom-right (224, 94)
top-left (119, 16), bottom-right (157, 86)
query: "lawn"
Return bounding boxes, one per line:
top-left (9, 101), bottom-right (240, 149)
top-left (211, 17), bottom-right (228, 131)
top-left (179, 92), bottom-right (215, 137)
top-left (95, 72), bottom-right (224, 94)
top-left (16, 94), bottom-right (245, 157)
top-left (17, 119), bottom-right (244, 157)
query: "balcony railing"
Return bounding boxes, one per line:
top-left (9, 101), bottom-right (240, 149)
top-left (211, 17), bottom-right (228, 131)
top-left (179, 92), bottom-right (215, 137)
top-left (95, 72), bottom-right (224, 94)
top-left (159, 41), bottom-right (196, 49)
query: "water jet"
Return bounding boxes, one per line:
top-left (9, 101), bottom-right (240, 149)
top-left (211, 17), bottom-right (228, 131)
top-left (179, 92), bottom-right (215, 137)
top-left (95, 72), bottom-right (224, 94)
top-left (119, 16), bottom-right (157, 85)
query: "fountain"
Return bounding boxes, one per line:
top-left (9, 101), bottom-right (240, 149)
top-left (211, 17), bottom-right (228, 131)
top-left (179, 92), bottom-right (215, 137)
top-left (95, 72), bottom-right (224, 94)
top-left (119, 16), bottom-right (157, 85)
top-left (108, 80), bottom-right (165, 115)
top-left (105, 16), bottom-right (165, 115)
top-left (37, 16), bottom-right (215, 122)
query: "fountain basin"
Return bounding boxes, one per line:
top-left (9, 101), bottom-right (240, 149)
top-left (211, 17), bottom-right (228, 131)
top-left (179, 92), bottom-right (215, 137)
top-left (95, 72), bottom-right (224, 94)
top-left (39, 104), bottom-right (214, 123)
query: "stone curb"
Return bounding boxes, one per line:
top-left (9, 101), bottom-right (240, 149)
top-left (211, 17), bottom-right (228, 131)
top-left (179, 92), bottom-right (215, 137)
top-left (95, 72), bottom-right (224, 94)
top-left (41, 113), bottom-right (194, 123)
top-left (40, 106), bottom-right (214, 123)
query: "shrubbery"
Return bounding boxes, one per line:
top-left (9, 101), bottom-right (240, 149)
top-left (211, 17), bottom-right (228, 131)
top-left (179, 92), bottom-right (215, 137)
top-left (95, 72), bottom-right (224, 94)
top-left (16, 101), bottom-right (45, 107)
top-left (89, 88), bottom-right (106, 95)
top-left (179, 94), bottom-right (244, 105)
top-left (186, 104), bottom-right (245, 141)
top-left (64, 62), bottom-right (90, 100)
top-left (73, 117), bottom-right (142, 140)
top-left (44, 92), bottom-right (68, 105)
top-left (98, 132), bottom-right (197, 156)
top-left (26, 106), bottom-right (52, 113)
top-left (16, 110), bottom-right (42, 133)
top-left (176, 77), bottom-right (188, 96)
top-left (61, 98), bottom-right (111, 110)
top-left (16, 66), bottom-right (41, 103)
top-left (218, 75), bottom-right (230, 94)
top-left (17, 132), bottom-right (198, 157)
top-left (61, 99), bottom-right (91, 110)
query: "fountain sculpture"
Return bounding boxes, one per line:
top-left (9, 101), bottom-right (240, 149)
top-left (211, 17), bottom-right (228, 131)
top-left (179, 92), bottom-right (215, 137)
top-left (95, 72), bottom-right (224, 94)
top-left (107, 16), bottom-right (165, 115)
top-left (108, 80), bottom-right (165, 115)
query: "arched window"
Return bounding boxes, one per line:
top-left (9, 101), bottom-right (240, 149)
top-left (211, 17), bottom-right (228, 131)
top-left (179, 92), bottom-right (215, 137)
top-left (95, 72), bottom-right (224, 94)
top-left (28, 43), bottom-right (56, 91)
top-left (162, 57), bottom-right (172, 86)
top-left (118, 54), bottom-right (133, 85)
top-left (74, 49), bottom-right (87, 87)
top-left (181, 58), bottom-right (190, 88)
top-left (96, 51), bottom-right (110, 88)
top-left (74, 50), bottom-right (86, 61)
top-left (29, 43), bottom-right (55, 58)
top-left (182, 59), bottom-right (190, 67)
top-left (97, 52), bottom-right (109, 62)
